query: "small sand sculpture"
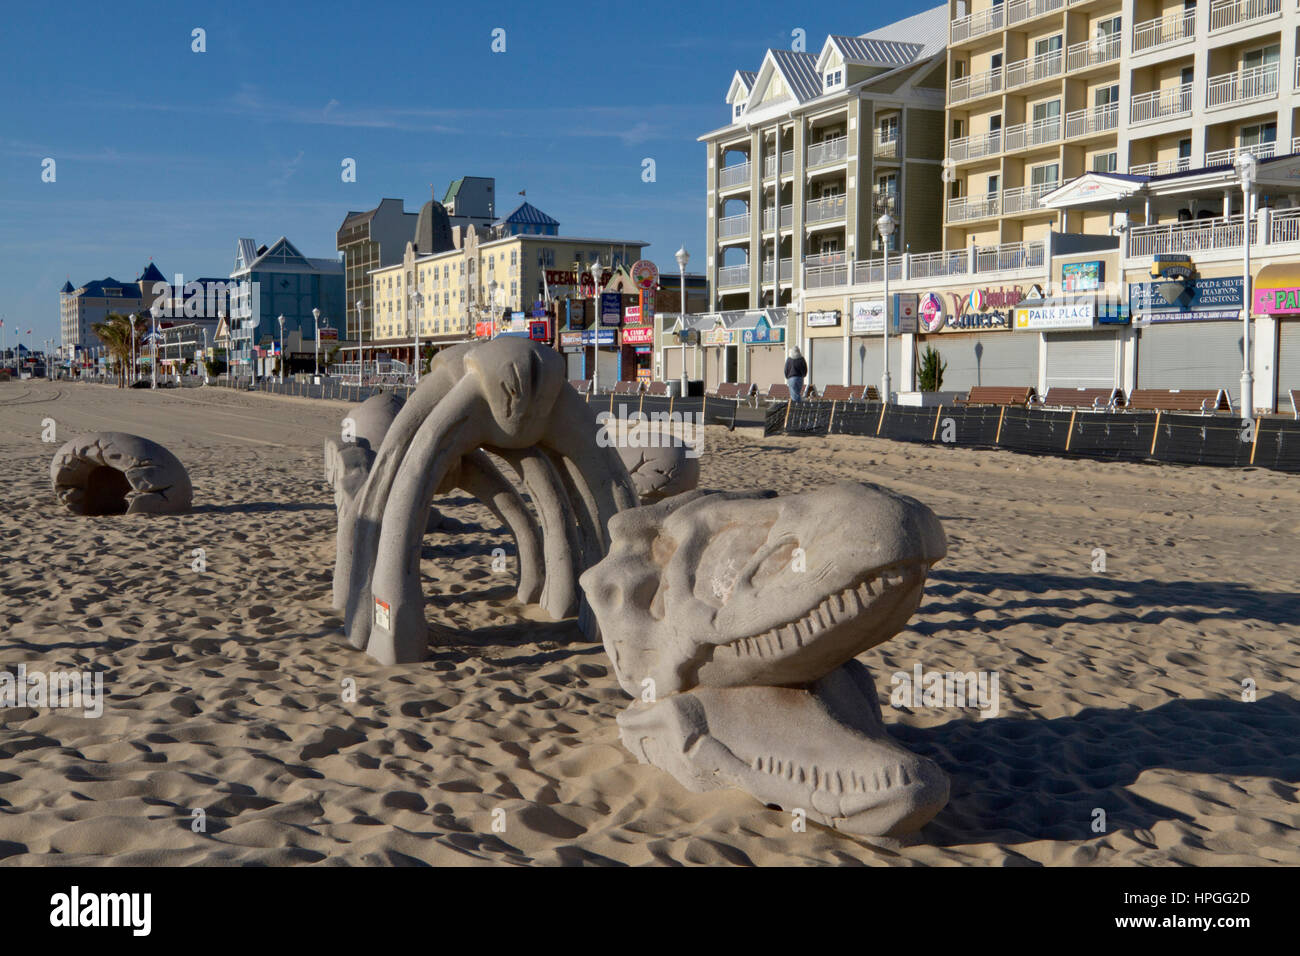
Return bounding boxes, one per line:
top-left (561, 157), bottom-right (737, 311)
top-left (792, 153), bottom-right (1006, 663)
top-left (51, 431), bottom-right (193, 515)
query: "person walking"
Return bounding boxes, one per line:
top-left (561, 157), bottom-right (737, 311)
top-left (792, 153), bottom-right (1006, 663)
top-left (784, 347), bottom-right (807, 403)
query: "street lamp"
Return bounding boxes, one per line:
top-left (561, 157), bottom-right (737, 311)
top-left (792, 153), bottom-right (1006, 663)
top-left (877, 213), bottom-right (896, 402)
top-left (202, 327), bottom-right (209, 385)
top-left (589, 256), bottom-right (602, 394)
top-left (356, 299), bottom-right (365, 386)
top-left (149, 304), bottom-right (160, 389)
top-left (675, 244), bottom-right (690, 389)
top-left (1235, 151), bottom-right (1256, 419)
top-left (277, 314), bottom-right (285, 384)
top-left (129, 313), bottom-right (137, 385)
top-left (313, 307), bottom-right (321, 379)
top-left (408, 290), bottom-right (424, 384)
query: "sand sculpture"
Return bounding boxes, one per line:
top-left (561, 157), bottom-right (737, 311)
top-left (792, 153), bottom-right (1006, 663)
top-left (612, 422), bottom-right (700, 504)
top-left (51, 431), bottom-right (193, 515)
top-left (334, 337), bottom-right (639, 665)
top-left (579, 482), bottom-right (950, 838)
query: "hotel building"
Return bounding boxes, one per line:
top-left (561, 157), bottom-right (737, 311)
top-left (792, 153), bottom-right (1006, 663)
top-left (59, 263), bottom-right (166, 353)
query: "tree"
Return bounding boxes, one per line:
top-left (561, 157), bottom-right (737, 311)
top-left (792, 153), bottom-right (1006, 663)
top-left (90, 312), bottom-right (146, 387)
top-left (918, 344), bottom-right (946, 392)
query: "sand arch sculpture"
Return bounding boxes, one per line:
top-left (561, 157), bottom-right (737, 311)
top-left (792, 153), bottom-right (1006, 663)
top-left (609, 419), bottom-right (701, 504)
top-left (578, 481), bottom-right (951, 838)
top-left (51, 431), bottom-right (193, 516)
top-left (334, 337), bottom-right (639, 665)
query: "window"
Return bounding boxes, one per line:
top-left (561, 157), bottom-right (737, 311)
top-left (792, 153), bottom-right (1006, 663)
top-left (1178, 139), bottom-right (1192, 159)
top-left (1092, 151), bottom-right (1118, 173)
top-left (1241, 122), bottom-right (1277, 147)
top-left (1242, 45), bottom-right (1280, 70)
top-left (1033, 99), bottom-right (1061, 123)
top-left (1035, 35), bottom-right (1062, 58)
top-left (823, 70), bottom-right (842, 89)
top-left (1095, 84), bottom-right (1119, 107)
top-left (1095, 15), bottom-right (1120, 38)
top-left (987, 174), bottom-right (999, 195)
top-left (1180, 66), bottom-right (1194, 87)
top-left (989, 113), bottom-right (1002, 132)
top-left (879, 116), bottom-right (898, 142)
top-left (1030, 163), bottom-right (1060, 189)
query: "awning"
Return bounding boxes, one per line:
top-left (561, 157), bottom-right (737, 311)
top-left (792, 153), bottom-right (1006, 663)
top-left (1254, 262), bottom-right (1300, 290)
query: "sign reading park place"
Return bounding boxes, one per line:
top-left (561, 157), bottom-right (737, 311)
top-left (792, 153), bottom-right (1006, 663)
top-left (1254, 285), bottom-right (1300, 314)
top-left (1014, 301), bottom-right (1096, 330)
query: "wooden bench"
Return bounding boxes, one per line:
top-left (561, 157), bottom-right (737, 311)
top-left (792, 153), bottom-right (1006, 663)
top-left (765, 382), bottom-right (792, 401)
top-left (1126, 388), bottom-right (1231, 414)
top-left (644, 381), bottom-right (669, 397)
top-left (954, 386), bottom-right (1037, 407)
top-left (817, 385), bottom-right (867, 403)
top-left (1040, 386), bottom-right (1124, 410)
top-left (568, 379), bottom-right (591, 395)
top-left (612, 380), bottom-right (643, 396)
top-left (710, 382), bottom-right (756, 401)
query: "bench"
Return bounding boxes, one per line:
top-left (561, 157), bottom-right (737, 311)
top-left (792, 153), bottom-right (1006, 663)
top-left (1040, 386), bottom-right (1124, 411)
top-left (644, 381), bottom-right (670, 397)
top-left (612, 380), bottom-right (643, 396)
top-left (954, 386), bottom-right (1037, 407)
top-left (710, 382), bottom-right (756, 401)
top-left (817, 385), bottom-right (868, 403)
top-left (765, 382), bottom-right (793, 402)
top-left (568, 379), bottom-right (591, 395)
top-left (1126, 388), bottom-right (1231, 414)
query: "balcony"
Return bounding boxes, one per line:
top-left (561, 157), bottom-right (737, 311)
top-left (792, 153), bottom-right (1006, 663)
top-left (872, 190), bottom-right (898, 214)
top-left (1127, 215), bottom-right (1254, 258)
top-left (1204, 142), bottom-right (1277, 167)
top-left (1206, 63), bottom-right (1279, 110)
top-left (805, 195), bottom-right (848, 225)
top-left (949, 67), bottom-right (1003, 105)
top-left (761, 258), bottom-right (794, 283)
top-left (807, 137), bottom-right (849, 168)
top-left (1272, 208), bottom-right (1300, 244)
top-left (975, 240), bottom-right (1046, 273)
top-left (761, 204), bottom-right (794, 231)
top-left (719, 161), bottom-right (751, 189)
top-left (949, 129), bottom-right (1002, 162)
top-left (804, 252), bottom-right (849, 289)
top-left (717, 264), bottom-right (750, 288)
top-left (1131, 10), bottom-right (1195, 54)
top-left (1004, 114), bottom-right (1062, 151)
top-left (1208, 0), bottom-right (1281, 33)
top-left (1130, 157), bottom-right (1192, 176)
top-left (718, 212), bottom-right (750, 240)
top-left (908, 250), bottom-right (970, 280)
top-left (1005, 49), bottom-right (1063, 90)
top-left (852, 256), bottom-right (904, 284)
top-left (874, 133), bottom-right (899, 160)
top-left (1064, 102), bottom-right (1119, 138)
top-left (1007, 0), bottom-right (1065, 27)
top-left (947, 194), bottom-right (1000, 223)
top-left (950, 4), bottom-right (1004, 45)
top-left (1002, 181), bottom-right (1058, 214)
top-left (764, 151), bottom-right (794, 177)
top-left (1130, 83), bottom-right (1192, 124)
top-left (1067, 32), bottom-right (1122, 72)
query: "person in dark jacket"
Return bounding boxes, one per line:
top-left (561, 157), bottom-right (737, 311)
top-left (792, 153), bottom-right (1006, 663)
top-left (784, 347), bottom-right (807, 403)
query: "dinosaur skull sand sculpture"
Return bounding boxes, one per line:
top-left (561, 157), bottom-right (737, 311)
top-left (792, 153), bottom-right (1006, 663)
top-left (334, 337), bottom-right (639, 665)
top-left (579, 482), bottom-right (950, 838)
top-left (51, 432), bottom-right (193, 515)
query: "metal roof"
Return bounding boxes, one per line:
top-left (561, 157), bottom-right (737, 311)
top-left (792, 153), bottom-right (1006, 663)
top-left (827, 35), bottom-right (924, 66)
top-left (499, 201), bottom-right (559, 226)
top-left (767, 49), bottom-right (823, 103)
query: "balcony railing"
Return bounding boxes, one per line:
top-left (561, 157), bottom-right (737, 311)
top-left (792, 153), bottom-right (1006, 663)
top-left (1295, 55), bottom-right (1300, 90)
top-left (781, 149), bottom-right (794, 174)
top-left (807, 137), bottom-right (849, 167)
top-left (947, 194), bottom-right (1000, 223)
top-left (761, 258), bottom-right (794, 282)
top-left (1205, 142), bottom-right (1277, 167)
top-left (950, 4), bottom-right (1004, 44)
top-left (761, 204), bottom-right (794, 231)
top-left (1005, 49), bottom-right (1063, 89)
top-left (853, 256), bottom-right (904, 284)
top-left (1127, 215), bottom-right (1254, 258)
top-left (1272, 208), bottom-right (1300, 244)
top-left (763, 150), bottom-right (793, 178)
top-left (949, 67), bottom-right (1003, 104)
top-left (1208, 0), bottom-right (1281, 32)
top-left (1064, 102), bottom-right (1119, 138)
top-left (975, 240), bottom-right (1046, 273)
top-left (949, 129), bottom-right (1002, 162)
top-left (1206, 63), bottom-right (1279, 109)
top-left (1130, 157), bottom-right (1192, 176)
top-left (719, 162), bottom-right (750, 189)
top-left (718, 213), bottom-right (750, 239)
top-left (872, 190), bottom-right (898, 214)
top-left (1007, 0), bottom-right (1065, 26)
top-left (1131, 10), bottom-right (1196, 54)
top-left (717, 263), bottom-right (750, 287)
top-left (1002, 181), bottom-right (1058, 214)
top-left (1067, 32), bottom-right (1122, 72)
top-left (1130, 83), bottom-right (1193, 123)
top-left (804, 251), bottom-right (849, 289)
top-left (1004, 114), bottom-right (1061, 152)
top-left (909, 250), bottom-right (970, 280)
top-left (805, 195), bottom-right (848, 224)
top-left (1294, 136), bottom-right (1300, 154)
top-left (874, 133), bottom-right (899, 159)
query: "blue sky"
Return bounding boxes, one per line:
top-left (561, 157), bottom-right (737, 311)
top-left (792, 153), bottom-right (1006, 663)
top-left (0, 0), bottom-right (934, 345)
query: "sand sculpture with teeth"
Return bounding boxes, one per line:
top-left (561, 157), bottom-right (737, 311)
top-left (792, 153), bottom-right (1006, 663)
top-left (333, 337), bottom-right (639, 665)
top-left (578, 482), bottom-right (951, 838)
top-left (50, 431), bottom-right (193, 515)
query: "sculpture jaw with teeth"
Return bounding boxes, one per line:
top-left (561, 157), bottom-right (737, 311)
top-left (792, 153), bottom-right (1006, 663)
top-left (579, 481), bottom-right (950, 839)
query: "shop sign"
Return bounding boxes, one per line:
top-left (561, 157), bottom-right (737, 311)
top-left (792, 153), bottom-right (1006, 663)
top-left (702, 327), bottom-right (734, 346)
top-left (580, 328), bottom-right (617, 346)
top-left (528, 320), bottom-right (550, 341)
top-left (474, 321), bottom-right (494, 338)
top-left (1061, 260), bottom-right (1104, 293)
top-left (807, 310), bottom-right (841, 328)
top-left (631, 259), bottom-right (659, 289)
top-left (1254, 286), bottom-right (1300, 314)
top-left (741, 316), bottom-right (786, 344)
top-left (558, 331), bottom-right (583, 349)
top-left (622, 326), bottom-right (654, 345)
top-left (894, 293), bottom-right (919, 333)
top-left (624, 305), bottom-right (642, 323)
top-left (1129, 276), bottom-right (1242, 322)
top-left (532, 301), bottom-right (547, 318)
top-left (1014, 301), bottom-right (1096, 330)
top-left (917, 292), bottom-right (947, 332)
top-left (600, 292), bottom-right (622, 327)
top-left (851, 300), bottom-right (885, 334)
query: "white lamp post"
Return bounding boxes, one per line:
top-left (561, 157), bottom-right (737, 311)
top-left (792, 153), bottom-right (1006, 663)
top-left (1235, 151), bottom-right (1256, 419)
top-left (877, 213), bottom-right (896, 403)
top-left (409, 289), bottom-right (424, 384)
top-left (675, 244), bottom-right (690, 389)
top-left (589, 256), bottom-right (602, 394)
top-left (313, 307), bottom-right (321, 379)
top-left (128, 313), bottom-right (137, 385)
top-left (356, 299), bottom-right (365, 386)
top-left (202, 327), bottom-right (209, 385)
top-left (149, 305), bottom-right (160, 389)
top-left (277, 314), bottom-right (285, 384)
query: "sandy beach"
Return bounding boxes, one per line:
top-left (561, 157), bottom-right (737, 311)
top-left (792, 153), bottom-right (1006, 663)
top-left (1, 378), bottom-right (1297, 866)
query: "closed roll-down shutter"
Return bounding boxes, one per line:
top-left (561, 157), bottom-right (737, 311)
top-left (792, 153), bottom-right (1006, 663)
top-left (810, 338), bottom-right (843, 391)
top-left (748, 345), bottom-right (785, 391)
top-left (664, 346), bottom-right (683, 383)
top-left (1137, 321), bottom-right (1243, 407)
top-left (1044, 331), bottom-right (1118, 388)
top-left (930, 332), bottom-right (1039, 391)
top-left (704, 347), bottom-right (725, 389)
top-left (1276, 320), bottom-right (1300, 407)
top-left (566, 353), bottom-right (584, 380)
top-left (597, 349), bottom-right (619, 386)
top-left (848, 337), bottom-right (904, 388)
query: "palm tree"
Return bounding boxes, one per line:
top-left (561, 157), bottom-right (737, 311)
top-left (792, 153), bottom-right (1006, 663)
top-left (91, 312), bottom-right (148, 387)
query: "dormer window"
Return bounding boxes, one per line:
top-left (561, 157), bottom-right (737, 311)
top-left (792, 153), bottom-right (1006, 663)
top-left (734, 102), bottom-right (745, 119)
top-left (824, 70), bottom-right (843, 90)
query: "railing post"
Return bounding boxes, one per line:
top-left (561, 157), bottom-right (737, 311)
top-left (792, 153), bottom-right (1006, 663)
top-left (1259, 207), bottom-right (1272, 247)
top-left (968, 245), bottom-right (979, 274)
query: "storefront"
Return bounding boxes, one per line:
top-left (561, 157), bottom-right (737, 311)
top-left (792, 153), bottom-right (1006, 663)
top-left (740, 315), bottom-right (786, 389)
top-left (621, 324), bottom-right (655, 383)
top-left (916, 287), bottom-right (1036, 390)
top-left (700, 325), bottom-right (737, 391)
top-left (1014, 296), bottom-right (1129, 391)
top-left (1252, 265), bottom-right (1300, 411)
top-left (805, 309), bottom-right (843, 392)
top-left (848, 298), bottom-right (907, 390)
top-left (1130, 265), bottom-right (1244, 407)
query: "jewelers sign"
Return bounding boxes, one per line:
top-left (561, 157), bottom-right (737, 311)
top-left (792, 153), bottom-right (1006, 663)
top-left (1014, 301), bottom-right (1096, 330)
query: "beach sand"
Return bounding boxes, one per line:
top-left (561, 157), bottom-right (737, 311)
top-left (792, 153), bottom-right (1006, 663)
top-left (1, 378), bottom-right (1297, 866)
